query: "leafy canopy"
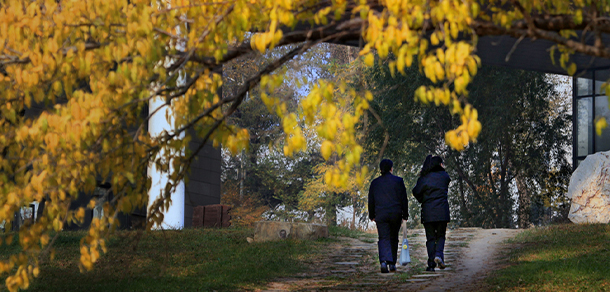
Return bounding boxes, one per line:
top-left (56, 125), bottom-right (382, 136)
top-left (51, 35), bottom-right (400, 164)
top-left (0, 0), bottom-right (607, 290)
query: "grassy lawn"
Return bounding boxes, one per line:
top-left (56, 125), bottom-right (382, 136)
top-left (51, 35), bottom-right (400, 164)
top-left (488, 223), bottom-right (610, 292)
top-left (0, 227), bottom-right (327, 291)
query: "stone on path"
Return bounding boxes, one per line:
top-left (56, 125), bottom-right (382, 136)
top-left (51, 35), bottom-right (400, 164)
top-left (334, 262), bottom-right (359, 265)
top-left (376, 272), bottom-right (396, 277)
top-left (412, 274), bottom-right (444, 278)
top-left (567, 151), bottom-right (610, 224)
top-left (406, 279), bottom-right (430, 282)
top-left (331, 270), bottom-right (356, 274)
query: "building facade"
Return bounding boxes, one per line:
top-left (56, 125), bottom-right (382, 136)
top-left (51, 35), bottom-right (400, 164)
top-left (573, 69), bottom-right (610, 169)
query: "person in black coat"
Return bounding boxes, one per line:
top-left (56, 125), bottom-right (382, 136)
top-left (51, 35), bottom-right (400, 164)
top-left (368, 159), bottom-right (409, 273)
top-left (412, 155), bottom-right (451, 272)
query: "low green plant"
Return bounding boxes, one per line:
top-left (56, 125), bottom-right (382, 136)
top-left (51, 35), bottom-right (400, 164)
top-left (488, 223), bottom-right (610, 291)
top-left (0, 228), bottom-right (324, 291)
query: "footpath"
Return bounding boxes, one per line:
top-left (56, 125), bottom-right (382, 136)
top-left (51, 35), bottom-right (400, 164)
top-left (260, 227), bottom-right (522, 291)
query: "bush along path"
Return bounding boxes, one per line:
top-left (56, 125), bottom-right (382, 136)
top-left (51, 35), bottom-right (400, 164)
top-left (259, 227), bottom-right (522, 291)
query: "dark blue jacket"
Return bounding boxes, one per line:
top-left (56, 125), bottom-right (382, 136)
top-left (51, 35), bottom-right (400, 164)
top-left (412, 170), bottom-right (451, 223)
top-left (368, 173), bottom-right (409, 221)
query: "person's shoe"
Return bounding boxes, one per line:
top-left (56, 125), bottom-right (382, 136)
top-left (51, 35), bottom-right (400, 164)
top-left (389, 264), bottom-right (396, 272)
top-left (434, 257), bottom-right (446, 269)
top-left (425, 267), bottom-right (435, 272)
top-left (380, 262), bottom-right (389, 273)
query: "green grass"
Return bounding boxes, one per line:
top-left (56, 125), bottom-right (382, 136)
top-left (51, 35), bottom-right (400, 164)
top-left (0, 228), bottom-right (325, 291)
top-left (487, 223), bottom-right (610, 292)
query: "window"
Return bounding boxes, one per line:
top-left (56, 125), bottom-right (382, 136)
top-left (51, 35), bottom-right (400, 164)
top-left (595, 95), bottom-right (610, 152)
top-left (573, 68), bottom-right (610, 169)
top-left (577, 78), bottom-right (592, 96)
top-left (577, 97), bottom-right (593, 156)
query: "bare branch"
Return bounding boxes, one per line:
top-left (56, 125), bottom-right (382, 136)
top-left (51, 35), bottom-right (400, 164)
top-left (505, 33), bottom-right (526, 62)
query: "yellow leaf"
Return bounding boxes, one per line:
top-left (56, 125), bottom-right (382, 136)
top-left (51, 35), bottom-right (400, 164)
top-left (76, 208), bottom-right (85, 221)
top-left (567, 63), bottom-right (577, 76)
top-left (321, 141), bottom-right (334, 160)
top-left (364, 53), bottom-right (374, 67)
top-left (596, 117), bottom-right (608, 136)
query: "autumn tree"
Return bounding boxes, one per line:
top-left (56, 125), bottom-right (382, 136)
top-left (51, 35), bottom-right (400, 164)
top-left (222, 44), bottom-right (344, 222)
top-left (1, 0), bottom-right (609, 290)
top-left (298, 45), bottom-right (369, 228)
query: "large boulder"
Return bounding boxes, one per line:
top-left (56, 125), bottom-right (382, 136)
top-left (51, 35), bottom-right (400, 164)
top-left (567, 151), bottom-right (610, 224)
top-left (253, 221), bottom-right (329, 242)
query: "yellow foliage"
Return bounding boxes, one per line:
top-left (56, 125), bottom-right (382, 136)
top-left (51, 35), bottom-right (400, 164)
top-left (596, 117), bottom-right (608, 136)
top-left (0, 0), bottom-right (601, 289)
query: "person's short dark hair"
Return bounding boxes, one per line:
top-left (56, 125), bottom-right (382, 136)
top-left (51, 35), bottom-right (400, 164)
top-left (380, 159), bottom-right (393, 175)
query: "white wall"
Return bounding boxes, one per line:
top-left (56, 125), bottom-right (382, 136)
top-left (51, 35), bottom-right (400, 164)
top-left (147, 96), bottom-right (185, 229)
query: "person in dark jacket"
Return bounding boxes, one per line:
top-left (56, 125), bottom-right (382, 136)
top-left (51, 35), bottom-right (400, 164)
top-left (412, 155), bottom-right (451, 272)
top-left (368, 159), bottom-right (409, 273)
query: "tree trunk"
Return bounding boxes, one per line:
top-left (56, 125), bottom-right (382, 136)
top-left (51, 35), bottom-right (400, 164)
top-left (516, 175), bottom-right (531, 228)
top-left (458, 176), bottom-right (469, 226)
top-left (239, 149), bottom-right (245, 202)
top-left (326, 204), bottom-right (337, 226)
top-left (351, 195), bottom-right (357, 230)
top-left (499, 141), bottom-right (513, 228)
top-left (449, 154), bottom-right (494, 226)
top-left (351, 207), bottom-right (356, 229)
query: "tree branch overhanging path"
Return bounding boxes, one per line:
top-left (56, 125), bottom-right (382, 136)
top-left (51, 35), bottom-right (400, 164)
top-left (0, 0), bottom-right (608, 291)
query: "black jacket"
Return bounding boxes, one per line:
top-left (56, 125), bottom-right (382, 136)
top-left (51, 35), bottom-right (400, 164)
top-left (412, 170), bottom-right (451, 223)
top-left (368, 173), bottom-right (409, 221)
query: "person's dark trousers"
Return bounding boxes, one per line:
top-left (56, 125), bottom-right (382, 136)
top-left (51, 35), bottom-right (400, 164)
top-left (376, 216), bottom-right (402, 264)
top-left (423, 221), bottom-right (447, 268)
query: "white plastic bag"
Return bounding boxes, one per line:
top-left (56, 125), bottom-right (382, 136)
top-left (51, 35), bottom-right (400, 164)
top-left (400, 221), bottom-right (411, 266)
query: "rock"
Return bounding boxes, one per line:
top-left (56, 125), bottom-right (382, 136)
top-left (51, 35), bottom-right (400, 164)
top-left (291, 222), bottom-right (329, 240)
top-left (246, 237), bottom-right (254, 243)
top-left (567, 151), bottom-right (610, 224)
top-left (253, 221), bottom-right (329, 242)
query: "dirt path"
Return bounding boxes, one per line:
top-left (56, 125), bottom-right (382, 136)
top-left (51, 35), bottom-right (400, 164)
top-left (409, 229), bottom-right (522, 292)
top-left (259, 227), bottom-right (522, 291)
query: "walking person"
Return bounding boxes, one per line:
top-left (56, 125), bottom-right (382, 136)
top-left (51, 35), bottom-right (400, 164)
top-left (412, 155), bottom-right (451, 272)
top-left (368, 159), bottom-right (409, 273)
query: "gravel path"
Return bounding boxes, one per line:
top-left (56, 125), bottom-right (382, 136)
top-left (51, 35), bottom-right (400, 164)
top-left (259, 227), bottom-right (522, 291)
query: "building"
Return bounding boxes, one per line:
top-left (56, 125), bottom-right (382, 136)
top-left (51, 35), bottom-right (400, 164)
top-left (19, 100), bottom-right (222, 231)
